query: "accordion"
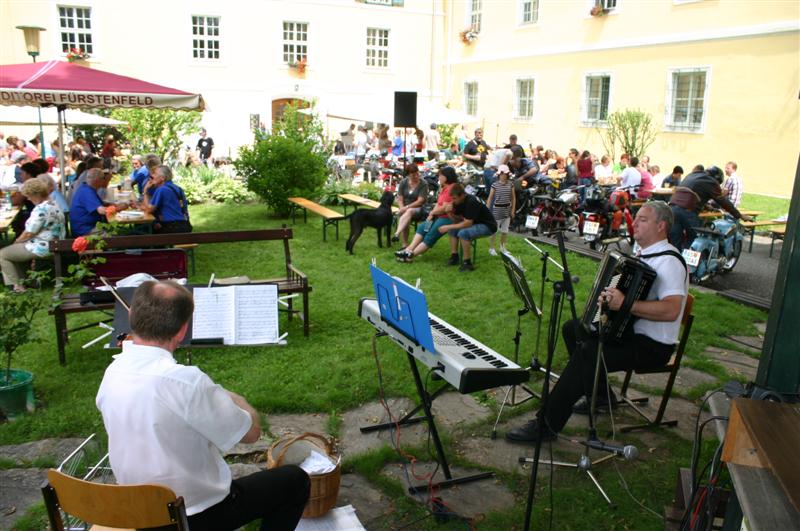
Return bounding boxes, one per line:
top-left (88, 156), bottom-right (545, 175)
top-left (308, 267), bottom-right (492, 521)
top-left (581, 251), bottom-right (657, 340)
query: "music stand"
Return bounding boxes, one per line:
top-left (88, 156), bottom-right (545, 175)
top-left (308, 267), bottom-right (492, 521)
top-left (490, 251), bottom-right (541, 439)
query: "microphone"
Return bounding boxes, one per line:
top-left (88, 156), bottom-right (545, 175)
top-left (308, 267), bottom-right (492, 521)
top-left (581, 439), bottom-right (639, 461)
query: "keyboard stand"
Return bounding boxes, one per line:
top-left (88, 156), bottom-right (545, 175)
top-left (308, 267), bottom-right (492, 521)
top-left (360, 332), bottom-right (494, 494)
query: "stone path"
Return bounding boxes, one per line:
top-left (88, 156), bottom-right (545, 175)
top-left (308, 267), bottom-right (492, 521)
top-left (0, 325), bottom-right (766, 529)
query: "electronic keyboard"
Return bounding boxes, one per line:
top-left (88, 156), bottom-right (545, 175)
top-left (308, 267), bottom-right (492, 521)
top-left (359, 298), bottom-right (530, 394)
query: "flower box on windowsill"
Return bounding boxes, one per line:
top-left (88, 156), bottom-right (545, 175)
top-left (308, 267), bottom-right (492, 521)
top-left (288, 58), bottom-right (307, 75)
top-left (590, 5), bottom-right (609, 16)
top-left (66, 47), bottom-right (90, 63)
top-left (459, 29), bottom-right (479, 45)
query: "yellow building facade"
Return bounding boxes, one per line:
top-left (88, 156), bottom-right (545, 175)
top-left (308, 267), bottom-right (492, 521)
top-left (444, 0), bottom-right (799, 196)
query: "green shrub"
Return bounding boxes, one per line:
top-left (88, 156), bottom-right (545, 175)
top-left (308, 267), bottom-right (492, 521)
top-left (196, 165), bottom-right (225, 185)
top-left (317, 181), bottom-right (357, 205)
top-left (354, 182), bottom-right (383, 201)
top-left (235, 135), bottom-right (327, 216)
top-left (173, 168), bottom-right (209, 204)
top-left (207, 176), bottom-right (254, 203)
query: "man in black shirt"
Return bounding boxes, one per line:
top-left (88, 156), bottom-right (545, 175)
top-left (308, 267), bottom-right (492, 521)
top-left (196, 129), bottom-right (214, 166)
top-left (463, 128), bottom-right (490, 170)
top-left (439, 183), bottom-right (497, 271)
top-left (668, 165), bottom-right (749, 250)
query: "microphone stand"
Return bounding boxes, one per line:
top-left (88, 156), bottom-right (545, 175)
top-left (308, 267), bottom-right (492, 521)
top-left (521, 232), bottom-right (616, 531)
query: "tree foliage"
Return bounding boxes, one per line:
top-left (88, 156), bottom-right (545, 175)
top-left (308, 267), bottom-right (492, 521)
top-left (262, 102), bottom-right (331, 157)
top-left (438, 124), bottom-right (457, 148)
top-left (109, 109), bottom-right (202, 163)
top-left (235, 135), bottom-right (327, 216)
top-left (597, 109), bottom-right (658, 160)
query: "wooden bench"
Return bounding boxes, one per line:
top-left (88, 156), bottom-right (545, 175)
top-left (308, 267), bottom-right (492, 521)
top-left (49, 228), bottom-right (311, 365)
top-left (288, 197), bottom-right (345, 241)
top-left (740, 220), bottom-right (786, 253)
top-left (338, 193), bottom-right (400, 215)
top-left (769, 227), bottom-right (786, 258)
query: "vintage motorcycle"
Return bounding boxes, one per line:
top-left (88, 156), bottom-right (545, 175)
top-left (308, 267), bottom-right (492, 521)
top-left (682, 213), bottom-right (744, 283)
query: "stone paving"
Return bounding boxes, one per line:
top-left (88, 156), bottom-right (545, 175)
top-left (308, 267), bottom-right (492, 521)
top-left (0, 327), bottom-right (766, 530)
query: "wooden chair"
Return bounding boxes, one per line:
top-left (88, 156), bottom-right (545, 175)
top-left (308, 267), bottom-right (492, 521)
top-left (41, 469), bottom-right (189, 530)
top-left (617, 293), bottom-right (695, 433)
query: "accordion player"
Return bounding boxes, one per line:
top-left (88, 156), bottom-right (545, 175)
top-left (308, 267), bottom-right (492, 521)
top-left (581, 251), bottom-right (657, 340)
top-left (505, 201), bottom-right (688, 444)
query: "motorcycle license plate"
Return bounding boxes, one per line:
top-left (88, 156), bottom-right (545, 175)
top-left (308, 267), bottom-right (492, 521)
top-left (583, 221), bottom-right (600, 235)
top-left (682, 249), bottom-right (702, 267)
top-left (526, 215), bottom-right (540, 229)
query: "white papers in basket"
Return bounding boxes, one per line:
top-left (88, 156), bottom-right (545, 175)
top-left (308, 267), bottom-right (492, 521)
top-left (299, 450), bottom-right (337, 475)
top-left (296, 505), bottom-right (365, 531)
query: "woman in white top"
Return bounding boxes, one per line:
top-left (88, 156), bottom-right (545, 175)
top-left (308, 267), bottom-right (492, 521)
top-left (0, 178), bottom-right (65, 292)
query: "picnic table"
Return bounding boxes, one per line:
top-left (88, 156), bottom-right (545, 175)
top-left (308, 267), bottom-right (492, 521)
top-left (651, 187), bottom-right (674, 197)
top-left (698, 209), bottom-right (763, 220)
top-left (106, 209), bottom-right (156, 233)
top-left (338, 193), bottom-right (399, 216)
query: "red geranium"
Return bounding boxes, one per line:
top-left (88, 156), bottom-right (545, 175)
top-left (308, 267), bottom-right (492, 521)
top-left (72, 236), bottom-right (88, 253)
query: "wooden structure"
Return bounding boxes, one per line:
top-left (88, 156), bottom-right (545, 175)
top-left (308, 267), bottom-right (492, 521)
top-left (42, 469), bottom-right (189, 530)
top-left (617, 294), bottom-right (695, 432)
top-left (49, 228), bottom-right (311, 365)
top-left (287, 197), bottom-right (345, 241)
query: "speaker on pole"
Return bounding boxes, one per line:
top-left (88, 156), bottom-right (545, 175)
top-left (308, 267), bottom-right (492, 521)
top-left (394, 91), bottom-right (417, 127)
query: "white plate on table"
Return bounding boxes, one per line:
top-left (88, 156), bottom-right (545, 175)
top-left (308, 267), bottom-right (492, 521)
top-left (116, 210), bottom-right (145, 220)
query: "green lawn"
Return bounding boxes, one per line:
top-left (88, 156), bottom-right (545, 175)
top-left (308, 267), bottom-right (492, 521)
top-left (740, 192), bottom-right (791, 223)
top-left (2, 201), bottom-right (767, 529)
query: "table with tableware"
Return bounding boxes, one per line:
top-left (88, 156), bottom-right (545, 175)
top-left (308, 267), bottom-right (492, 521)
top-left (0, 207), bottom-right (20, 242)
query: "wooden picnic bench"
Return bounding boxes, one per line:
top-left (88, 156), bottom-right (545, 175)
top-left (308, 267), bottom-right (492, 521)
top-left (288, 197), bottom-right (345, 241)
top-left (740, 220), bottom-right (786, 253)
top-left (49, 228), bottom-right (311, 365)
top-left (769, 227), bottom-right (786, 258)
top-left (338, 193), bottom-right (399, 216)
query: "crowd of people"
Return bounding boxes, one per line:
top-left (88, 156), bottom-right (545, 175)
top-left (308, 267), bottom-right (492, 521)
top-left (354, 123), bottom-right (747, 268)
top-left (0, 131), bottom-right (194, 292)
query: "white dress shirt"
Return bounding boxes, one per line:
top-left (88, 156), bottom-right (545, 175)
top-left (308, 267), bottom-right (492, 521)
top-left (634, 239), bottom-right (688, 345)
top-left (96, 342), bottom-right (252, 515)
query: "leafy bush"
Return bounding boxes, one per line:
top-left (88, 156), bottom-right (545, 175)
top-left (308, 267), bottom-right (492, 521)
top-left (207, 176), bottom-right (254, 203)
top-left (235, 135), bottom-right (327, 216)
top-left (317, 181), bottom-right (357, 206)
top-left (438, 124), bottom-right (457, 148)
top-left (173, 166), bottom-right (254, 204)
top-left (354, 182), bottom-right (383, 201)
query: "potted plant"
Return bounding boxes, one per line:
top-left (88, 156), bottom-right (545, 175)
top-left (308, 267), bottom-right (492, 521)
top-left (0, 287), bottom-right (43, 419)
top-left (288, 57), bottom-right (308, 75)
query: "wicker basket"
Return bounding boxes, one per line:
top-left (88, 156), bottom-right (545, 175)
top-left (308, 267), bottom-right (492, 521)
top-left (266, 432), bottom-right (340, 518)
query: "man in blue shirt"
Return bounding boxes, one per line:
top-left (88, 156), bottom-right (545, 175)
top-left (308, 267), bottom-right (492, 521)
top-left (140, 165), bottom-right (192, 233)
top-left (69, 169), bottom-right (110, 236)
top-left (131, 154), bottom-right (160, 196)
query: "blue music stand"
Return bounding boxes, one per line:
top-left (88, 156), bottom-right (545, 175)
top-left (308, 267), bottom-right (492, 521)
top-left (370, 264), bottom-right (435, 353)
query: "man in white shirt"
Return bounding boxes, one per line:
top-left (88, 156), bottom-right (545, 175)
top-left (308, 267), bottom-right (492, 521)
top-left (618, 156), bottom-right (643, 198)
top-left (424, 123), bottom-right (442, 161)
top-left (722, 161), bottom-right (743, 207)
top-left (507, 201), bottom-right (687, 442)
top-left (96, 281), bottom-right (309, 530)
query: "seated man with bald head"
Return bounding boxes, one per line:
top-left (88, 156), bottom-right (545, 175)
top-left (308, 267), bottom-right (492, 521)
top-left (96, 281), bottom-right (309, 531)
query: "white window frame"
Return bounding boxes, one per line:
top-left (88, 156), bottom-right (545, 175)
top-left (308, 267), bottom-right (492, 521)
top-left (513, 77), bottom-right (536, 122)
top-left (664, 67), bottom-right (711, 134)
top-left (466, 0), bottom-right (482, 32)
top-left (519, 0), bottom-right (539, 25)
top-left (365, 27), bottom-right (390, 69)
top-left (57, 5), bottom-right (94, 56)
top-left (191, 15), bottom-right (221, 60)
top-left (581, 72), bottom-right (613, 127)
top-left (282, 21), bottom-right (308, 65)
top-left (464, 81), bottom-right (479, 117)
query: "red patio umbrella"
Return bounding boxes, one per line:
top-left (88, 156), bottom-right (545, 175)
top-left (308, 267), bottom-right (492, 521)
top-left (0, 60), bottom-right (205, 111)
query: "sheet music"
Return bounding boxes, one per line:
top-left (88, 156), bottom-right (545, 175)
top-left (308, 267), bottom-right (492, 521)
top-left (295, 505), bottom-right (365, 531)
top-left (192, 287), bottom-right (235, 345)
top-left (234, 285), bottom-right (279, 344)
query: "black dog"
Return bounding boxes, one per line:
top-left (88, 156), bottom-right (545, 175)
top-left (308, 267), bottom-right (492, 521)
top-left (345, 191), bottom-right (395, 254)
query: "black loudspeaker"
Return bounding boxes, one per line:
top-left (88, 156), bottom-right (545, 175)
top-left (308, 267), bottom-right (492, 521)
top-left (394, 91), bottom-right (417, 127)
